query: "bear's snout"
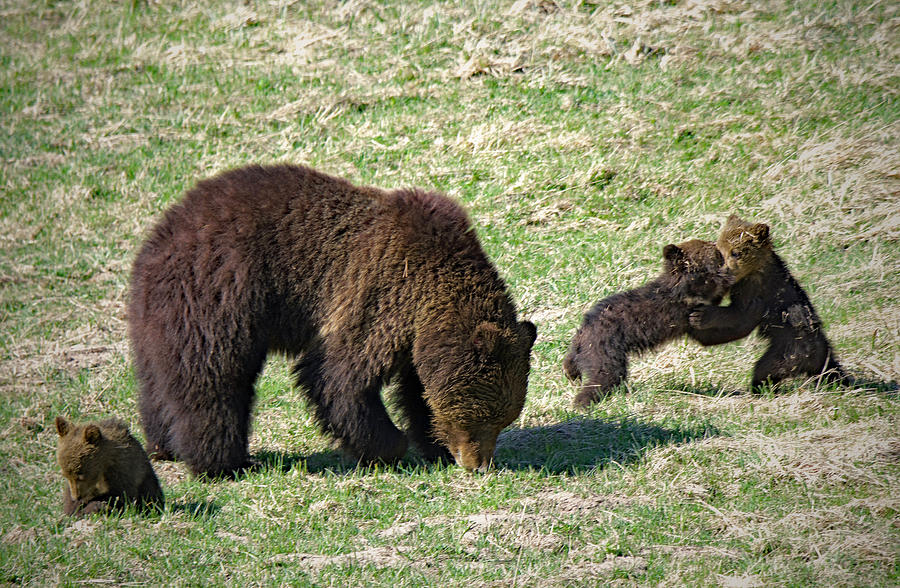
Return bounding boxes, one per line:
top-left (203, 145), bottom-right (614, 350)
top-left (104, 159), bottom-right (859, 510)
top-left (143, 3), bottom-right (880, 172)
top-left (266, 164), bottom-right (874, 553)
top-left (447, 431), bottom-right (498, 473)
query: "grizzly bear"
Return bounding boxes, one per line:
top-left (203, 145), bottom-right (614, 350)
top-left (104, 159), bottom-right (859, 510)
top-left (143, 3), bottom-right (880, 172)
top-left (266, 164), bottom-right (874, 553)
top-left (689, 215), bottom-right (849, 389)
top-left (128, 164), bottom-right (536, 477)
top-left (563, 240), bottom-right (734, 407)
top-left (55, 416), bottom-right (164, 516)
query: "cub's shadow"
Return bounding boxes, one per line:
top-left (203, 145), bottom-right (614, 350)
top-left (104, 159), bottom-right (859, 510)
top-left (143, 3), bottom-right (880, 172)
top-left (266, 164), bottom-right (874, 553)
top-left (168, 500), bottom-right (220, 519)
top-left (663, 376), bottom-right (900, 398)
top-left (494, 416), bottom-right (719, 474)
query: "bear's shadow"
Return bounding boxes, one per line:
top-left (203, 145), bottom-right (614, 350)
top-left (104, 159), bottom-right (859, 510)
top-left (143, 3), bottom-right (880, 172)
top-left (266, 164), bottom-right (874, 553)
top-left (494, 416), bottom-right (718, 474)
top-left (251, 448), bottom-right (453, 476)
top-left (251, 415), bottom-right (718, 476)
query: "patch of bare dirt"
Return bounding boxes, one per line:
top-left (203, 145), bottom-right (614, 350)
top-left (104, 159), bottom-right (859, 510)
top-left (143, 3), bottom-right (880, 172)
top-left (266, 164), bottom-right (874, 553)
top-left (62, 518), bottom-right (102, 548)
top-left (522, 490), bottom-right (639, 513)
top-left (653, 543), bottom-right (743, 560)
top-left (270, 546), bottom-right (410, 569)
top-left (459, 512), bottom-right (565, 552)
top-left (2, 525), bottom-right (37, 546)
top-left (556, 554), bottom-right (648, 582)
top-left (377, 508), bottom-right (567, 553)
top-left (717, 573), bottom-right (764, 588)
top-left (152, 461), bottom-right (191, 487)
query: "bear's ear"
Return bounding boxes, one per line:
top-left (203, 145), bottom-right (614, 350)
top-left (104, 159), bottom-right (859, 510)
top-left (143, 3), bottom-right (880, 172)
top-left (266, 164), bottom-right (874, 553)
top-left (83, 425), bottom-right (102, 445)
top-left (520, 320), bottom-right (537, 348)
top-left (663, 244), bottom-right (684, 264)
top-left (473, 321), bottom-right (503, 357)
top-left (749, 223), bottom-right (770, 243)
top-left (55, 416), bottom-right (70, 437)
top-left (723, 214), bottom-right (746, 231)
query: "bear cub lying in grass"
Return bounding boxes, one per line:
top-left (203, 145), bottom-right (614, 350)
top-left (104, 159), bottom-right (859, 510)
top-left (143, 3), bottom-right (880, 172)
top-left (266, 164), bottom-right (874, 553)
top-left (564, 239), bottom-right (734, 407)
top-left (689, 215), bottom-right (850, 390)
top-left (56, 416), bottom-right (163, 516)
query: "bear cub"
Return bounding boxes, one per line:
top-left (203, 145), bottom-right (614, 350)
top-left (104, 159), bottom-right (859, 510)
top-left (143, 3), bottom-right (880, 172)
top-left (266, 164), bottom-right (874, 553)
top-left (689, 215), bottom-right (849, 389)
top-left (56, 416), bottom-right (163, 516)
top-left (564, 239), bottom-right (734, 407)
top-left (129, 164), bottom-right (536, 477)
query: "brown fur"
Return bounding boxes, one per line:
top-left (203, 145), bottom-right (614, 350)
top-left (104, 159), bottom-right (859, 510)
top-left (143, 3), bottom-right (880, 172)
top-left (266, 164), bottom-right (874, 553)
top-left (55, 416), bottom-right (163, 516)
top-left (128, 164), bottom-right (536, 476)
top-left (564, 240), bottom-right (734, 407)
top-left (689, 215), bottom-right (849, 389)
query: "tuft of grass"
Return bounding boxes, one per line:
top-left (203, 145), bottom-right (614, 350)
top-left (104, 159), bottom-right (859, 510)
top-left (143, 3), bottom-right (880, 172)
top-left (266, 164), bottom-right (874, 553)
top-left (1, 0), bottom-right (898, 585)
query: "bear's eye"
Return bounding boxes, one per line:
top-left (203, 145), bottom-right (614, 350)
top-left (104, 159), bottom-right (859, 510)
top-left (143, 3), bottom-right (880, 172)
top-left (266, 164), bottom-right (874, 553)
top-left (731, 251), bottom-right (741, 259)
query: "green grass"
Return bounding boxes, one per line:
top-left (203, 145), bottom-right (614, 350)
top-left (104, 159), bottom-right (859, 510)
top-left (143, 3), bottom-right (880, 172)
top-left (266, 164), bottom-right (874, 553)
top-left (1, 0), bottom-right (898, 585)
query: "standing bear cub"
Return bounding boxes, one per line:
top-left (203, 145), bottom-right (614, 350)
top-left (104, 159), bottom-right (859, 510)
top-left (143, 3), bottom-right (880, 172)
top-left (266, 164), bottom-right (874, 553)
top-left (564, 240), bottom-right (734, 407)
top-left (689, 215), bottom-right (849, 389)
top-left (56, 416), bottom-right (164, 516)
top-left (129, 164), bottom-right (536, 477)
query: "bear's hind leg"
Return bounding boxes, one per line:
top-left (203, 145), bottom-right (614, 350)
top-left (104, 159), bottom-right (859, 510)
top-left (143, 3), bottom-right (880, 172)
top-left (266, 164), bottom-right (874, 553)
top-left (168, 346), bottom-right (265, 479)
top-left (171, 382), bottom-right (256, 479)
top-left (138, 378), bottom-right (177, 461)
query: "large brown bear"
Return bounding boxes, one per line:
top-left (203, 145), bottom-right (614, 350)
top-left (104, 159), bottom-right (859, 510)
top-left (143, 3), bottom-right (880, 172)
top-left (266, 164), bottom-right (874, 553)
top-left (56, 416), bottom-right (164, 516)
top-left (128, 164), bottom-right (536, 477)
top-left (563, 240), bottom-right (734, 407)
top-left (689, 215), bottom-right (849, 389)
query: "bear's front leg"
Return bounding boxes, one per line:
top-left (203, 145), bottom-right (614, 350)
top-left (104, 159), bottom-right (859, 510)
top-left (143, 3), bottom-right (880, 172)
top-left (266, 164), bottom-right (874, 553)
top-left (334, 385), bottom-right (409, 464)
top-left (688, 297), bottom-right (766, 346)
top-left (62, 486), bottom-right (112, 517)
top-left (394, 366), bottom-right (453, 463)
top-left (295, 353), bottom-right (408, 464)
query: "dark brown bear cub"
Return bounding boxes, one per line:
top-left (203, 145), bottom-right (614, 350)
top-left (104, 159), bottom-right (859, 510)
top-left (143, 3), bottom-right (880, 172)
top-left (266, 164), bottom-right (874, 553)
top-left (129, 164), bottom-right (536, 477)
top-left (56, 416), bottom-right (163, 516)
top-left (563, 240), bottom-right (733, 407)
top-left (689, 215), bottom-right (849, 389)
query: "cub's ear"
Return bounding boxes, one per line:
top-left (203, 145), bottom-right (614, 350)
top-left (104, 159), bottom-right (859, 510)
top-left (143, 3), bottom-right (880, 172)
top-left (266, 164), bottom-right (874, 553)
top-left (473, 321), bottom-right (503, 356)
top-left (749, 223), bottom-right (770, 243)
top-left (663, 244), bottom-right (684, 263)
top-left (520, 320), bottom-right (537, 348)
top-left (83, 425), bottom-right (102, 445)
top-left (55, 416), bottom-right (70, 437)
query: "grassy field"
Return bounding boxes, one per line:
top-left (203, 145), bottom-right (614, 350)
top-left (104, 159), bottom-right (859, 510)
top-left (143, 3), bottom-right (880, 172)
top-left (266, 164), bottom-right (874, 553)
top-left (1, 0), bottom-right (898, 585)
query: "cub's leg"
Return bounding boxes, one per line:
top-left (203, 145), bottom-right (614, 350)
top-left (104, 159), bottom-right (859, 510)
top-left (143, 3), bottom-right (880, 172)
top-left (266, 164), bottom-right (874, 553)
top-left (750, 338), bottom-right (797, 390)
top-left (798, 334), bottom-right (850, 386)
top-left (573, 349), bottom-right (627, 408)
top-left (753, 334), bottom-right (849, 390)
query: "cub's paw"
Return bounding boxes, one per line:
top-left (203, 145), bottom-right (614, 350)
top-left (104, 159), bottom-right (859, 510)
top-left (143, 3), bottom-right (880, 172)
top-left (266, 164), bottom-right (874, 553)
top-left (688, 306), bottom-right (715, 329)
top-left (573, 387), bottom-right (607, 409)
